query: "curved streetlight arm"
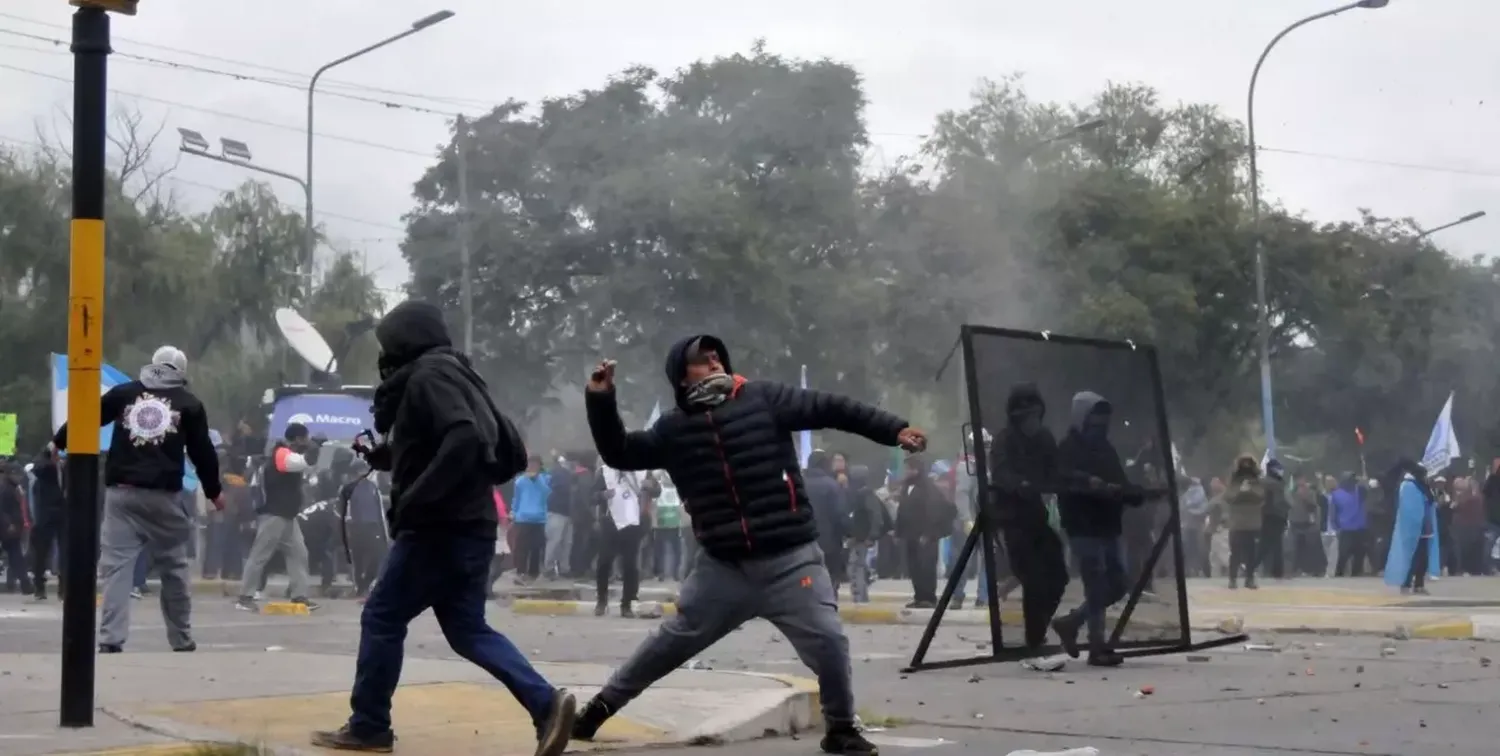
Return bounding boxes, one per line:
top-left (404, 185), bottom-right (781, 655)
top-left (1416, 210), bottom-right (1487, 239)
top-left (1246, 0), bottom-right (1375, 460)
top-left (305, 13), bottom-right (456, 286)
top-left (1248, 1), bottom-right (1368, 223)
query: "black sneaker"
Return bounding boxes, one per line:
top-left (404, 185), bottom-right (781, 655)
top-left (619, 604), bottom-right (635, 619)
top-left (535, 689), bottom-right (577, 756)
top-left (98, 643), bottom-right (123, 654)
top-left (234, 596), bottom-right (258, 612)
top-left (173, 642), bottom-right (197, 653)
top-left (571, 697), bottom-right (613, 742)
top-left (822, 725), bottom-right (879, 755)
top-left (310, 725), bottom-right (395, 753)
top-left (292, 597), bottom-right (321, 612)
top-left (949, 596), bottom-right (965, 610)
top-left (1088, 649), bottom-right (1124, 667)
top-left (1051, 615), bottom-right (1081, 659)
top-left (593, 602), bottom-right (607, 617)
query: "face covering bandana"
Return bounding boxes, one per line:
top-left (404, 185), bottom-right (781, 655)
top-left (684, 372), bottom-right (735, 408)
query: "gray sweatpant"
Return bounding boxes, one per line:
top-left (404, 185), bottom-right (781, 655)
top-left (544, 512), bottom-right (572, 577)
top-left (99, 486), bottom-right (195, 649)
top-left (238, 514), bottom-right (311, 600)
top-left (596, 541), bottom-right (856, 726)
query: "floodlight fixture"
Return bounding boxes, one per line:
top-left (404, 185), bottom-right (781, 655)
top-left (177, 127), bottom-right (210, 153)
top-left (220, 138), bottom-right (253, 162)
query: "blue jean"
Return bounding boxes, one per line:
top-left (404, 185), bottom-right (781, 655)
top-left (348, 532), bottom-right (557, 736)
top-left (132, 550), bottom-right (150, 589)
top-left (653, 528), bottom-right (682, 580)
top-left (1061, 535), bottom-right (1128, 648)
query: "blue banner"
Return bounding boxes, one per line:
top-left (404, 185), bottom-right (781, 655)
top-left (268, 393), bottom-right (373, 443)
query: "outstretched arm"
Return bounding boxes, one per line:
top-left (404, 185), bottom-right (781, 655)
top-left (585, 389), bottom-right (667, 471)
top-left (760, 382), bottom-right (906, 446)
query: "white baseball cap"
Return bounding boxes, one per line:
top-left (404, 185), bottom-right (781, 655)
top-left (151, 345), bottom-right (188, 373)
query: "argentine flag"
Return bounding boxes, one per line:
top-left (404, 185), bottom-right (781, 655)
top-left (50, 353), bottom-right (131, 450)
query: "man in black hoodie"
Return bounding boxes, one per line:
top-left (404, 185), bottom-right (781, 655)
top-left (0, 463), bottom-right (30, 594)
top-left (28, 446), bottom-right (65, 599)
top-left (312, 301), bottom-right (577, 756)
top-left (988, 383), bottom-right (1069, 653)
top-left (53, 346), bottom-right (223, 653)
top-left (579, 335), bottom-right (926, 756)
top-left (1048, 391), bottom-right (1141, 668)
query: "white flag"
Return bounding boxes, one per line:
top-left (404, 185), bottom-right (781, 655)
top-left (1421, 392), bottom-right (1460, 476)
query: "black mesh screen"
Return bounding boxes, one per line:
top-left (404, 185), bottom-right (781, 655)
top-left (964, 327), bottom-right (1186, 647)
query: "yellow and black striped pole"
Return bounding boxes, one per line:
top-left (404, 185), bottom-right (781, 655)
top-left (61, 0), bottom-right (126, 728)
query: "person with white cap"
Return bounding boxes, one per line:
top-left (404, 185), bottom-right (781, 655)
top-left (53, 345), bottom-right (223, 653)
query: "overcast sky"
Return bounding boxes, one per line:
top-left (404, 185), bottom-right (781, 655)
top-left (1, 0), bottom-right (1492, 300)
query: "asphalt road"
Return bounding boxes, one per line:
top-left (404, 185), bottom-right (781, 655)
top-left (3, 592), bottom-right (1498, 755)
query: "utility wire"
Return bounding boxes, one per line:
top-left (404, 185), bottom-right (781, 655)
top-left (0, 62), bottom-right (434, 157)
top-left (0, 28), bottom-right (464, 116)
top-left (4, 24), bottom-right (1496, 180)
top-left (0, 10), bottom-right (492, 109)
top-left (0, 132), bottom-right (407, 232)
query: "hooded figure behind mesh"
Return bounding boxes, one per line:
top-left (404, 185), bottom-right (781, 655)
top-left (987, 383), bottom-right (1069, 653)
top-left (53, 345), bottom-right (222, 654)
top-left (312, 301), bottom-right (577, 756)
top-left (1049, 391), bottom-right (1141, 668)
top-left (579, 334), bottom-right (926, 756)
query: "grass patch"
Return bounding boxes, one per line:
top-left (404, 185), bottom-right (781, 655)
top-left (857, 711), bottom-right (909, 729)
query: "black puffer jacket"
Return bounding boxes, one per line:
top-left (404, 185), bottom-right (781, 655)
top-left (585, 334), bottom-right (908, 561)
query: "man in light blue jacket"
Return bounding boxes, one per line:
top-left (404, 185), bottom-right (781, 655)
top-left (511, 455), bottom-right (551, 581)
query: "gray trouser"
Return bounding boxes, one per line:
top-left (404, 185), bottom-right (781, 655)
top-left (99, 486), bottom-right (194, 649)
top-left (238, 514), bottom-right (310, 600)
top-left (544, 513), bottom-right (572, 576)
top-left (597, 541), bottom-right (856, 726)
top-left (847, 543), bottom-right (872, 603)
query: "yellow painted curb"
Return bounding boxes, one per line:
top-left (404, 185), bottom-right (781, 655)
top-left (510, 599), bottom-right (678, 617)
top-left (1411, 620), bottom-right (1475, 640)
top-left (49, 744), bottom-right (222, 755)
top-left (259, 601), bottom-right (310, 616)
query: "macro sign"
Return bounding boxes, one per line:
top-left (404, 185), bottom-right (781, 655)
top-left (268, 393), bottom-right (373, 443)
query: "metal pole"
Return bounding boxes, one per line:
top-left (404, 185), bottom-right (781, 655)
top-left (1247, 0), bottom-right (1371, 459)
top-left (1415, 211), bottom-right (1487, 240)
top-left (304, 12), bottom-right (456, 355)
top-left (61, 4), bottom-right (111, 728)
top-left (456, 115), bottom-right (474, 353)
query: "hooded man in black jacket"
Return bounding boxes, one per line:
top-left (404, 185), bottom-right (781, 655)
top-left (578, 335), bottom-right (927, 756)
top-left (312, 301), bottom-right (576, 756)
top-left (1048, 391), bottom-right (1141, 668)
top-left (54, 346), bottom-right (223, 654)
top-left (988, 383), bottom-right (1069, 653)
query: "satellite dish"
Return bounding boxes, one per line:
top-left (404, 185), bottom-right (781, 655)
top-left (275, 307), bottom-right (337, 374)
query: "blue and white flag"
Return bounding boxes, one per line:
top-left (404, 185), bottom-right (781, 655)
top-left (1421, 391), bottom-right (1460, 476)
top-left (50, 353), bottom-right (131, 450)
top-left (798, 364), bottom-right (813, 469)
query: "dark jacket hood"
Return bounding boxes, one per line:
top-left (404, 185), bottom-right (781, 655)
top-left (1005, 382), bottom-right (1045, 420)
top-left (848, 464), bottom-right (872, 491)
top-left (664, 334), bottom-right (733, 410)
top-left (1231, 455), bottom-right (1260, 483)
top-left (376, 301), bottom-right (452, 370)
top-left (1069, 391), bottom-right (1109, 433)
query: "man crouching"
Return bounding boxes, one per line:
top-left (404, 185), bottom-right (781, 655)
top-left (312, 301), bottom-right (576, 754)
top-left (575, 335), bottom-right (927, 756)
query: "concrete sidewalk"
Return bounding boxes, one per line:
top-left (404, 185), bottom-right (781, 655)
top-left (0, 651), bottom-right (818, 756)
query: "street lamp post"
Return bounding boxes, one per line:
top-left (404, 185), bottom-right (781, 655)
top-left (1247, 0), bottom-right (1387, 458)
top-left (1416, 210), bottom-right (1486, 240)
top-left (304, 9), bottom-right (455, 314)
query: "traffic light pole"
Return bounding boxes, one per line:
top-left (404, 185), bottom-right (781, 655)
top-left (60, 3), bottom-right (113, 728)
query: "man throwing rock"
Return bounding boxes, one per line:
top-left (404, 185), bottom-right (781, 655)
top-left (575, 335), bottom-right (926, 756)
